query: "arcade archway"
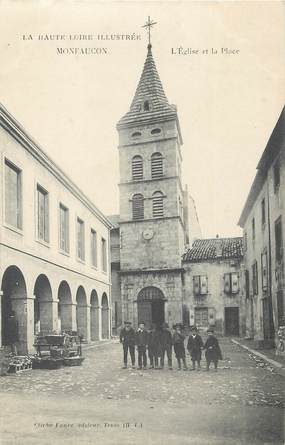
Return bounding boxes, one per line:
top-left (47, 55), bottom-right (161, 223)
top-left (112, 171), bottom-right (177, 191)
top-left (1, 266), bottom-right (27, 352)
top-left (90, 290), bottom-right (99, 340)
top-left (58, 281), bottom-right (72, 332)
top-left (101, 293), bottom-right (109, 339)
top-left (33, 274), bottom-right (53, 335)
top-left (76, 286), bottom-right (88, 340)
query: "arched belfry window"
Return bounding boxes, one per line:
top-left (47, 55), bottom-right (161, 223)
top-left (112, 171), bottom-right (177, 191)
top-left (151, 152), bottom-right (163, 179)
top-left (132, 155), bottom-right (143, 180)
top-left (152, 191), bottom-right (164, 218)
top-left (132, 194), bottom-right (144, 220)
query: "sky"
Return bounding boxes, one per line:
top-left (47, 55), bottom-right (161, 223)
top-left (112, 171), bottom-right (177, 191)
top-left (0, 0), bottom-right (284, 238)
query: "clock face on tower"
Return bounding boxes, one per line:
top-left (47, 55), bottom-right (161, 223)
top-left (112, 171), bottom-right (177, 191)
top-left (142, 229), bottom-right (154, 240)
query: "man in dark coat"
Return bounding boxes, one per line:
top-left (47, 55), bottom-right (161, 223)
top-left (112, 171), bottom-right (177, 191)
top-left (152, 325), bottom-right (164, 369)
top-left (119, 321), bottom-right (136, 369)
top-left (6, 311), bottom-right (19, 355)
top-left (187, 326), bottom-right (204, 370)
top-left (161, 322), bottom-right (173, 370)
top-left (172, 323), bottom-right (187, 370)
top-left (204, 328), bottom-right (223, 371)
top-left (147, 324), bottom-right (156, 369)
top-left (135, 322), bottom-right (148, 370)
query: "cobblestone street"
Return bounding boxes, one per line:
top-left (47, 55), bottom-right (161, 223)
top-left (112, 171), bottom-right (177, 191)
top-left (1, 338), bottom-right (284, 445)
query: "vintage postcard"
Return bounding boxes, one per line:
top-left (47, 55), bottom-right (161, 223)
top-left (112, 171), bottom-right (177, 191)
top-left (0, 1), bottom-right (284, 444)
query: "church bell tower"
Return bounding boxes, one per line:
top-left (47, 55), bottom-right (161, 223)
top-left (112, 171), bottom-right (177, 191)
top-left (117, 20), bottom-right (186, 328)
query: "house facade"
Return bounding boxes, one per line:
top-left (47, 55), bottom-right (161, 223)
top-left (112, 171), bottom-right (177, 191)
top-left (238, 107), bottom-right (285, 346)
top-left (182, 238), bottom-right (244, 335)
top-left (0, 103), bottom-right (113, 354)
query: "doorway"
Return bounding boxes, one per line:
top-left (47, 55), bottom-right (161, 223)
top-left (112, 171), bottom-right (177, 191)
top-left (225, 307), bottom-right (239, 336)
top-left (137, 287), bottom-right (165, 329)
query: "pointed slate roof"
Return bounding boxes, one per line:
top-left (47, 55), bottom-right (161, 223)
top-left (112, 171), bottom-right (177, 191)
top-left (117, 44), bottom-right (177, 129)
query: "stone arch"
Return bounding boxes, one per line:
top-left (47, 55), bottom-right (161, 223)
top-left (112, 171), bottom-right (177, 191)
top-left (58, 281), bottom-right (73, 332)
top-left (76, 286), bottom-right (88, 341)
top-left (90, 290), bottom-right (99, 341)
top-left (101, 293), bottom-right (109, 339)
top-left (33, 274), bottom-right (53, 335)
top-left (137, 286), bottom-right (166, 329)
top-left (1, 265), bottom-right (27, 352)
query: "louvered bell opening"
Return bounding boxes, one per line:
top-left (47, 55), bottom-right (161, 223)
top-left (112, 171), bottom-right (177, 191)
top-left (151, 154), bottom-right (163, 179)
top-left (132, 156), bottom-right (143, 180)
top-left (132, 195), bottom-right (144, 220)
top-left (152, 192), bottom-right (164, 218)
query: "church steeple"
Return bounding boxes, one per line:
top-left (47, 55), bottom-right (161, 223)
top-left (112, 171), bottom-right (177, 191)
top-left (117, 43), bottom-right (177, 129)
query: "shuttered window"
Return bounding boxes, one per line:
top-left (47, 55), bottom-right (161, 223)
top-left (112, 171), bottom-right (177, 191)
top-left (132, 194), bottom-right (144, 220)
top-left (5, 159), bottom-right (22, 229)
top-left (59, 204), bottom-right (69, 253)
top-left (152, 191), bottom-right (164, 218)
top-left (261, 252), bottom-right (268, 291)
top-left (37, 185), bottom-right (49, 242)
top-left (132, 155), bottom-right (143, 180)
top-left (193, 275), bottom-right (208, 295)
top-left (151, 152), bottom-right (163, 179)
top-left (101, 237), bottom-right (107, 272)
top-left (77, 218), bottom-right (85, 261)
top-left (91, 229), bottom-right (97, 267)
top-left (252, 261), bottom-right (258, 295)
top-left (224, 273), bottom-right (239, 294)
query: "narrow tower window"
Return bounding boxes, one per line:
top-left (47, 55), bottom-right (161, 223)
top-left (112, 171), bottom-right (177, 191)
top-left (152, 191), bottom-right (164, 218)
top-left (132, 155), bottom-right (143, 180)
top-left (143, 100), bottom-right (150, 111)
top-left (132, 194), bottom-right (144, 220)
top-left (151, 152), bottom-right (163, 179)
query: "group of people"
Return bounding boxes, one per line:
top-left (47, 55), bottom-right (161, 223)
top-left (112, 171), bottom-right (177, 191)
top-left (119, 321), bottom-right (223, 371)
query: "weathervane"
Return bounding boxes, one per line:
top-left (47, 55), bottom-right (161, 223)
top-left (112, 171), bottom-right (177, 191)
top-left (142, 16), bottom-right (157, 46)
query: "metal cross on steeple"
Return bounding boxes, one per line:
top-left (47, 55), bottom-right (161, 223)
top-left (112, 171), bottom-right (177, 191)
top-left (142, 16), bottom-right (157, 46)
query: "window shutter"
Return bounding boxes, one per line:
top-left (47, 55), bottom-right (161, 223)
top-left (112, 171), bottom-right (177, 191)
top-left (132, 194), bottom-right (144, 220)
top-left (132, 156), bottom-right (143, 180)
top-left (151, 153), bottom-right (163, 179)
top-left (261, 253), bottom-right (268, 290)
top-left (193, 276), bottom-right (200, 295)
top-left (44, 193), bottom-right (49, 242)
top-left (224, 273), bottom-right (231, 293)
top-left (200, 276), bottom-right (208, 295)
top-left (152, 191), bottom-right (164, 218)
top-left (231, 273), bottom-right (239, 294)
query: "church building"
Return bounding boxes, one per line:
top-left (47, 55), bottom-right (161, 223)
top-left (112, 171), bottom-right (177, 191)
top-left (110, 40), bottom-right (201, 331)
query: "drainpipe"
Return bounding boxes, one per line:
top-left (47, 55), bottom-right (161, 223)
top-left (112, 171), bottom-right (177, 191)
top-left (267, 177), bottom-right (275, 339)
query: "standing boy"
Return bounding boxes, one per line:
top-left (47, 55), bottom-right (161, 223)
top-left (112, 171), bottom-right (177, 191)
top-left (187, 326), bottom-right (204, 370)
top-left (135, 322), bottom-right (148, 370)
top-left (161, 322), bottom-right (173, 370)
top-left (119, 321), bottom-right (136, 369)
top-left (172, 323), bottom-right (187, 371)
top-left (204, 328), bottom-right (223, 371)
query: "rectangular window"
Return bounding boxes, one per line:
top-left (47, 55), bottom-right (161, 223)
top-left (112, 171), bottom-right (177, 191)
top-left (101, 237), bottom-right (107, 272)
top-left (274, 160), bottom-right (280, 192)
top-left (37, 185), bottom-right (49, 242)
top-left (77, 218), bottom-right (85, 261)
top-left (261, 252), bottom-right (268, 291)
top-left (193, 275), bottom-right (208, 295)
top-left (261, 198), bottom-right (266, 226)
top-left (59, 204), bottom-right (69, 253)
top-left (5, 159), bottom-right (22, 229)
top-left (194, 308), bottom-right (208, 327)
top-left (252, 261), bottom-right (258, 295)
top-left (91, 229), bottom-right (97, 267)
top-left (252, 217), bottom-right (255, 241)
top-left (245, 270), bottom-right (250, 299)
top-left (224, 273), bottom-right (239, 294)
top-left (275, 217), bottom-right (283, 262)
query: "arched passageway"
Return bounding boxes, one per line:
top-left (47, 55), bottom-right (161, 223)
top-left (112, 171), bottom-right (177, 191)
top-left (101, 293), bottom-right (109, 339)
top-left (58, 281), bottom-right (73, 332)
top-left (34, 274), bottom-right (53, 335)
top-left (76, 286), bottom-right (88, 341)
top-left (137, 287), bottom-right (166, 329)
top-left (90, 290), bottom-right (99, 340)
top-left (1, 266), bottom-right (27, 352)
